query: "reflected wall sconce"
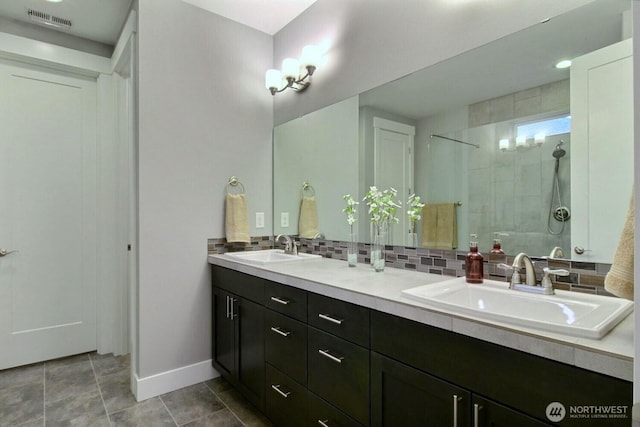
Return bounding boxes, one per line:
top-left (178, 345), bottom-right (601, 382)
top-left (265, 45), bottom-right (321, 95)
top-left (499, 133), bottom-right (545, 152)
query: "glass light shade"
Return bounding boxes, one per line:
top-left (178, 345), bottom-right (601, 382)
top-left (282, 58), bottom-right (300, 79)
top-left (555, 59), bottom-right (572, 69)
top-left (534, 133), bottom-right (546, 145)
top-left (300, 45), bottom-right (320, 69)
top-left (516, 135), bottom-right (527, 148)
top-left (499, 139), bottom-right (510, 151)
top-left (265, 69), bottom-right (282, 90)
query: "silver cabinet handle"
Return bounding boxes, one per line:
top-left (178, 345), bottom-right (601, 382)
top-left (318, 420), bottom-right (330, 427)
top-left (225, 295), bottom-right (230, 319)
top-left (0, 249), bottom-right (17, 257)
top-left (473, 403), bottom-right (482, 427)
top-left (270, 326), bottom-right (291, 337)
top-left (229, 297), bottom-right (237, 319)
top-left (270, 296), bottom-right (290, 305)
top-left (318, 313), bottom-right (343, 325)
top-left (453, 394), bottom-right (462, 427)
top-left (318, 349), bottom-right (343, 364)
top-left (271, 384), bottom-right (290, 398)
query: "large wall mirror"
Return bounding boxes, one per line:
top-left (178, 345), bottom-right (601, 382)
top-left (273, 0), bottom-right (632, 264)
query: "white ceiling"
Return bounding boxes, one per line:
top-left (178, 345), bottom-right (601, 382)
top-left (182, 0), bottom-right (318, 35)
top-left (0, 0), bottom-right (317, 47)
top-left (0, 0), bottom-right (133, 45)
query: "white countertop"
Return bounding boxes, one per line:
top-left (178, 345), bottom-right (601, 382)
top-left (208, 254), bottom-right (634, 381)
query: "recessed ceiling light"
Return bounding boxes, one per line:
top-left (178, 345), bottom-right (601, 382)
top-left (555, 60), bottom-right (572, 69)
top-left (46, 0), bottom-right (63, 3)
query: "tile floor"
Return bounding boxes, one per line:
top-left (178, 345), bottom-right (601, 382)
top-left (0, 352), bottom-right (273, 427)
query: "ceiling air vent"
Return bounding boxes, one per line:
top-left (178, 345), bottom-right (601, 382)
top-left (27, 8), bottom-right (72, 30)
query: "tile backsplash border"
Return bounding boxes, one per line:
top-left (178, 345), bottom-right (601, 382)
top-left (207, 236), bottom-right (615, 297)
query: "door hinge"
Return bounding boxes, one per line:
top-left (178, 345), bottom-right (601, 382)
top-left (127, 244), bottom-right (132, 251)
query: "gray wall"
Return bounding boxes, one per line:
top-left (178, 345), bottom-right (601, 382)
top-left (273, 0), bottom-right (593, 125)
top-left (137, 0), bottom-right (273, 378)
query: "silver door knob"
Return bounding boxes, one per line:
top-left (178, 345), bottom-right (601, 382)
top-left (574, 246), bottom-right (592, 255)
top-left (0, 249), bottom-right (17, 257)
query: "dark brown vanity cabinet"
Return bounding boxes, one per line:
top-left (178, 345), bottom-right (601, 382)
top-left (213, 266), bottom-right (632, 427)
top-left (212, 267), bottom-right (265, 411)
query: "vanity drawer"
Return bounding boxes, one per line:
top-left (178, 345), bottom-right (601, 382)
top-left (266, 363), bottom-right (307, 427)
top-left (212, 266), bottom-right (264, 304)
top-left (307, 391), bottom-right (364, 427)
top-left (308, 327), bottom-right (369, 426)
top-left (265, 309), bottom-right (307, 385)
top-left (264, 281), bottom-right (307, 322)
top-left (308, 293), bottom-right (370, 347)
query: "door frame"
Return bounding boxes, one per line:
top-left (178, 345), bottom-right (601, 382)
top-left (373, 117), bottom-right (415, 245)
top-left (0, 11), bottom-right (137, 363)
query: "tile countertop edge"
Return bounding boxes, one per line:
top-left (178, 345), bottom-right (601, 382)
top-left (207, 255), bottom-right (633, 382)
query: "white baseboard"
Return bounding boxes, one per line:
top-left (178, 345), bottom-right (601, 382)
top-left (133, 359), bottom-right (219, 401)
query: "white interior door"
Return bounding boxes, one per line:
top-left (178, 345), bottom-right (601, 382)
top-left (0, 60), bottom-right (98, 369)
top-left (373, 118), bottom-right (415, 246)
top-left (570, 39), bottom-right (633, 263)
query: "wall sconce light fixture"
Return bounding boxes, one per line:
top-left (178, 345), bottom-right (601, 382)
top-left (266, 45), bottom-right (321, 95)
top-left (499, 133), bottom-right (545, 152)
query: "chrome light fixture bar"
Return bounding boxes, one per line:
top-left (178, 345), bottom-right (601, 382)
top-left (266, 45), bottom-right (320, 95)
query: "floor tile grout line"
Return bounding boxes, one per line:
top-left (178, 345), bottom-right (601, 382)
top-left (158, 395), bottom-right (180, 426)
top-left (203, 380), bottom-right (249, 427)
top-left (88, 354), bottom-right (112, 426)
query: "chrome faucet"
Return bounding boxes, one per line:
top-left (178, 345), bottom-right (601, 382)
top-left (499, 252), bottom-right (570, 295)
top-left (275, 234), bottom-right (298, 255)
top-left (512, 252), bottom-right (537, 287)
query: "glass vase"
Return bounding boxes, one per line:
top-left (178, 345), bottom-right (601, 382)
top-left (371, 223), bottom-right (387, 272)
top-left (347, 233), bottom-right (358, 267)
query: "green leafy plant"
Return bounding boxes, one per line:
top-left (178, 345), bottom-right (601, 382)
top-left (363, 186), bottom-right (402, 234)
top-left (342, 194), bottom-right (359, 232)
top-left (407, 193), bottom-right (425, 233)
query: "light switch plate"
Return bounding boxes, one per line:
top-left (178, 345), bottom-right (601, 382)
top-left (256, 212), bottom-right (264, 228)
top-left (280, 212), bottom-right (289, 228)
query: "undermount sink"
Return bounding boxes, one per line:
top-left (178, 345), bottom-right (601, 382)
top-left (401, 277), bottom-right (633, 339)
top-left (224, 249), bottom-right (321, 266)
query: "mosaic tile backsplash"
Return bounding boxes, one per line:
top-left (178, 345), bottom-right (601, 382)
top-left (207, 236), bottom-right (615, 297)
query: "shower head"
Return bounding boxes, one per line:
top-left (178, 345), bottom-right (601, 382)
top-left (552, 140), bottom-right (566, 159)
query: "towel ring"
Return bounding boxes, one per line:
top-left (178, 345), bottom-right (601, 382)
top-left (302, 182), bottom-right (315, 197)
top-left (226, 176), bottom-right (245, 195)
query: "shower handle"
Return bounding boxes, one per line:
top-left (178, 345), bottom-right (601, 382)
top-left (573, 246), bottom-right (592, 255)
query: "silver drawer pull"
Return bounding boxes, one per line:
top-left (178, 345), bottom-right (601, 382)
top-left (270, 326), bottom-right (291, 337)
top-left (318, 349), bottom-right (344, 364)
top-left (270, 296), bottom-right (291, 305)
top-left (318, 420), bottom-right (330, 427)
top-left (271, 384), bottom-right (291, 398)
top-left (473, 403), bottom-right (482, 427)
top-left (318, 313), bottom-right (343, 325)
top-left (453, 394), bottom-right (462, 427)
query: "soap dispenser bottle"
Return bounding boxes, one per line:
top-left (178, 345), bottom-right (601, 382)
top-left (490, 232), bottom-right (506, 255)
top-left (466, 234), bottom-right (484, 284)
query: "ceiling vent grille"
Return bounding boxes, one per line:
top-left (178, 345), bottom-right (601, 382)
top-left (27, 8), bottom-right (72, 30)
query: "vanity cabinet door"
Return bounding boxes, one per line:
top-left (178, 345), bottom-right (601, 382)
top-left (212, 285), bottom-right (265, 411)
top-left (266, 363), bottom-right (307, 427)
top-left (472, 396), bottom-right (551, 427)
top-left (265, 280), bottom-right (307, 322)
top-left (212, 287), bottom-right (234, 376)
top-left (308, 327), bottom-right (369, 426)
top-left (307, 293), bottom-right (370, 347)
top-left (371, 352), bottom-right (470, 427)
top-left (307, 391), bottom-right (364, 427)
top-left (265, 309), bottom-right (307, 385)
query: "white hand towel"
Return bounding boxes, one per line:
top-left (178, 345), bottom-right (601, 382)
top-left (299, 196), bottom-right (320, 238)
top-left (605, 189), bottom-right (634, 300)
top-left (225, 193), bottom-right (250, 243)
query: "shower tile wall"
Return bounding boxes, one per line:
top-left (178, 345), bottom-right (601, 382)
top-left (464, 79), bottom-right (572, 256)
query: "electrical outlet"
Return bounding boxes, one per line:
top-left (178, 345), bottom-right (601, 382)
top-left (256, 212), bottom-right (264, 228)
top-left (280, 212), bottom-right (289, 228)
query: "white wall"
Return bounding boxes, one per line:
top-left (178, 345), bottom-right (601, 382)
top-left (136, 0), bottom-right (272, 388)
top-left (273, 0), bottom-right (594, 125)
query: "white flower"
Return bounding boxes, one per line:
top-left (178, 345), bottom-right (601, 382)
top-left (407, 194), bottom-right (425, 223)
top-left (342, 194), bottom-right (358, 226)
